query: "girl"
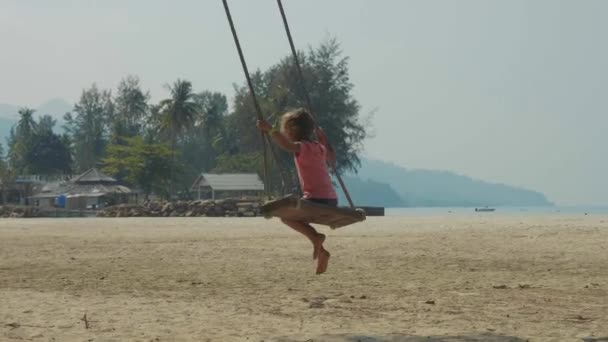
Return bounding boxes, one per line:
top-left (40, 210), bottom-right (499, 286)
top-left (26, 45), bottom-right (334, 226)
top-left (257, 108), bottom-right (337, 274)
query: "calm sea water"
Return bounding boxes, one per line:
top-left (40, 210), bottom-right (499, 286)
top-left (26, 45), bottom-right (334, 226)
top-left (386, 206), bottom-right (608, 216)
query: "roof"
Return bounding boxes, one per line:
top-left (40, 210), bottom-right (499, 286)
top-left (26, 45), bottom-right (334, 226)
top-left (29, 193), bottom-right (58, 199)
top-left (39, 181), bottom-right (64, 193)
top-left (63, 183), bottom-right (132, 196)
top-left (191, 173), bottom-right (264, 191)
top-left (29, 172), bottom-right (132, 199)
top-left (73, 168), bottom-right (117, 184)
top-left (30, 184), bottom-right (132, 198)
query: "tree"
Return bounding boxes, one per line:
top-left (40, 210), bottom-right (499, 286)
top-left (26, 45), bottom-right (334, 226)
top-left (24, 131), bottom-right (72, 175)
top-left (305, 38), bottom-right (367, 174)
top-left (0, 162), bottom-right (16, 204)
top-left (64, 84), bottom-right (113, 172)
top-left (227, 71), bottom-right (272, 156)
top-left (103, 137), bottom-right (173, 199)
top-left (37, 115), bottom-right (57, 135)
top-left (177, 91), bottom-right (229, 182)
top-left (194, 91), bottom-right (228, 139)
top-left (225, 38), bottom-right (368, 193)
top-left (157, 79), bottom-right (199, 199)
top-left (212, 152), bottom-right (262, 174)
top-left (111, 75), bottom-right (150, 140)
top-left (8, 108), bottom-right (38, 173)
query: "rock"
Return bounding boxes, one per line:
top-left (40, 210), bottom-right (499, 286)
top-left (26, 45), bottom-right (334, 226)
top-left (161, 203), bottom-right (173, 213)
top-left (89, 198), bottom-right (264, 219)
top-left (214, 207), bottom-right (225, 216)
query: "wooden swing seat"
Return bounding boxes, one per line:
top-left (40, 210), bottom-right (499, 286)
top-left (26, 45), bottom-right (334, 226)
top-left (261, 195), bottom-right (366, 229)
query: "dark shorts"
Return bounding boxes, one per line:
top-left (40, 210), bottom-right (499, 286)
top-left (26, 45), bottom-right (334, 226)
top-left (306, 198), bottom-right (338, 207)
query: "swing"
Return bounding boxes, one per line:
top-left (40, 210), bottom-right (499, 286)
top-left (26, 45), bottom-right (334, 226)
top-left (222, 0), bottom-right (368, 228)
top-left (261, 195), bottom-right (366, 229)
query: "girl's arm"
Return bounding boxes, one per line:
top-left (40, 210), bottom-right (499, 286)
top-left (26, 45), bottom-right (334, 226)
top-left (256, 120), bottom-right (301, 153)
top-left (315, 126), bottom-right (337, 167)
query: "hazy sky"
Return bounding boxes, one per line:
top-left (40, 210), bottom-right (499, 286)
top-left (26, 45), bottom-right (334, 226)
top-left (1, 0), bottom-right (607, 205)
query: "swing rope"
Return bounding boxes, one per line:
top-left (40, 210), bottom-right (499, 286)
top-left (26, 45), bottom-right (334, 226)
top-left (276, 0), bottom-right (356, 208)
top-left (222, 0), bottom-right (288, 198)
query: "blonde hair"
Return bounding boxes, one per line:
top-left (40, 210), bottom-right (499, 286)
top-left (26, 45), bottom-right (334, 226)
top-left (280, 108), bottom-right (315, 141)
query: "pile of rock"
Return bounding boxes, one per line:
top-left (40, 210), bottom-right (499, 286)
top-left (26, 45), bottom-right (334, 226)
top-left (0, 206), bottom-right (44, 218)
top-left (97, 199), bottom-right (262, 218)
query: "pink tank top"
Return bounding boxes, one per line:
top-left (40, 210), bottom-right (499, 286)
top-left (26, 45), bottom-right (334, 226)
top-left (294, 141), bottom-right (337, 199)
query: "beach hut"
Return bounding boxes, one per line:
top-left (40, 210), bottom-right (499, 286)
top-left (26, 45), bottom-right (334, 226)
top-left (191, 173), bottom-right (264, 200)
top-left (62, 169), bottom-right (133, 209)
top-left (28, 168), bottom-right (134, 210)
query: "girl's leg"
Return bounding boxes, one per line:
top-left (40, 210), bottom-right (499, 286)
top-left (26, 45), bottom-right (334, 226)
top-left (281, 218), bottom-right (325, 257)
top-left (281, 218), bottom-right (330, 274)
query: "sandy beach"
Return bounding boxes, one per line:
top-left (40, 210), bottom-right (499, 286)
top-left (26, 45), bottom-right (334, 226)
top-left (1, 215), bottom-right (607, 341)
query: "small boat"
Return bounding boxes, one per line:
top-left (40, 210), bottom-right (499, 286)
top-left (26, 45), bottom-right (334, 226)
top-left (475, 207), bottom-right (495, 212)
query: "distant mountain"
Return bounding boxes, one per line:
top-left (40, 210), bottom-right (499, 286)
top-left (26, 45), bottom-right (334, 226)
top-left (0, 117), bottom-right (16, 147)
top-left (336, 176), bottom-right (406, 207)
top-left (0, 103), bottom-right (20, 119)
top-left (0, 104), bottom-right (19, 146)
top-left (349, 159), bottom-right (552, 207)
top-left (36, 98), bottom-right (72, 119)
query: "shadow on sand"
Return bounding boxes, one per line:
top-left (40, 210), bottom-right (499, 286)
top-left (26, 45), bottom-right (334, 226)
top-left (271, 333), bottom-right (528, 342)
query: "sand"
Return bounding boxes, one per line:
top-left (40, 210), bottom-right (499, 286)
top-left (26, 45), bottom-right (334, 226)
top-left (0, 215), bottom-right (607, 342)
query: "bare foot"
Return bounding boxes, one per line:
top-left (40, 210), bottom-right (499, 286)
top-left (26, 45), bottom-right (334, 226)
top-left (316, 249), bottom-right (330, 274)
top-left (312, 233), bottom-right (326, 260)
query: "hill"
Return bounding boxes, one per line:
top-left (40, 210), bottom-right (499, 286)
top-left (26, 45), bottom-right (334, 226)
top-left (336, 176), bottom-right (406, 207)
top-left (348, 159), bottom-right (552, 207)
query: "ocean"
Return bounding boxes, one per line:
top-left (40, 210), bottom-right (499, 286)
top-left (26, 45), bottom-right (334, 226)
top-left (386, 205), bottom-right (608, 216)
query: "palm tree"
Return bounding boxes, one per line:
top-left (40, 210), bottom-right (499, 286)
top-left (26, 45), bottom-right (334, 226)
top-left (16, 108), bottom-right (37, 139)
top-left (158, 79), bottom-right (198, 200)
top-left (194, 91), bottom-right (227, 138)
top-left (192, 91), bottom-right (228, 169)
top-left (7, 108), bottom-right (38, 173)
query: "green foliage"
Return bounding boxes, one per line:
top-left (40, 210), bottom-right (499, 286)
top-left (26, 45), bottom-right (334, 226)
top-left (111, 75), bottom-right (150, 140)
top-left (227, 38), bottom-right (367, 180)
top-left (212, 152), bottom-right (262, 173)
top-left (37, 115), bottom-right (56, 135)
top-left (179, 91), bottom-right (229, 181)
top-left (8, 108), bottom-right (38, 172)
top-left (0, 161), bottom-right (16, 204)
top-left (194, 91), bottom-right (228, 136)
top-left (4, 38), bottom-right (369, 201)
top-left (64, 84), bottom-right (113, 172)
top-left (25, 131), bottom-right (72, 175)
top-left (157, 79), bottom-right (198, 140)
top-left (103, 137), bottom-right (173, 199)
top-left (6, 107), bottom-right (73, 175)
top-left (156, 79), bottom-right (199, 198)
